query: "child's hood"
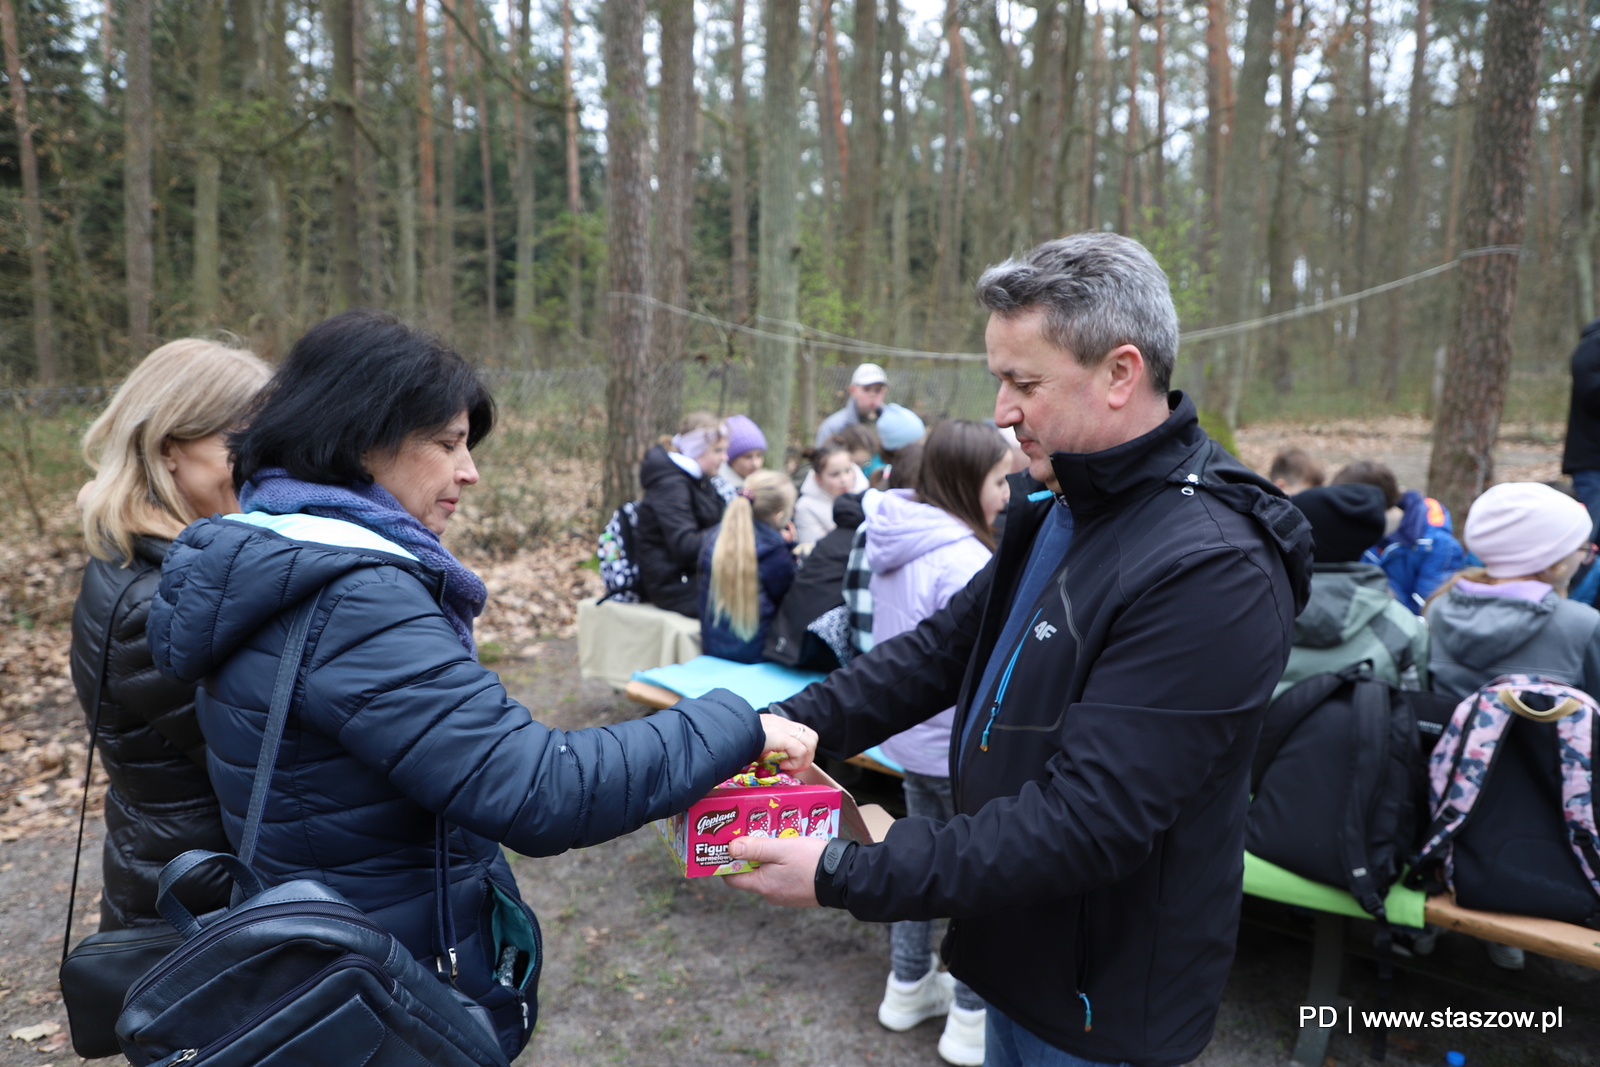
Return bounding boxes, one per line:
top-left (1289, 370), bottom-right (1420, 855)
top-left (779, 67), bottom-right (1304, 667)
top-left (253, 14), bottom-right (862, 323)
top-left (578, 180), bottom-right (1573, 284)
top-left (865, 490), bottom-right (979, 573)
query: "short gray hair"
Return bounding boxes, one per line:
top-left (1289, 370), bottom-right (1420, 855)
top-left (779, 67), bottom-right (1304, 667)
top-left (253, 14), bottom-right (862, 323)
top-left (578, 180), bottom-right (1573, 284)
top-left (974, 233), bottom-right (1179, 393)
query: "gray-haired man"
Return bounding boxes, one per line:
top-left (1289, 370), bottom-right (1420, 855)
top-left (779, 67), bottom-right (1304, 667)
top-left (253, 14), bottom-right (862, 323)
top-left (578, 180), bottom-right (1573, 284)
top-left (729, 234), bottom-right (1312, 1067)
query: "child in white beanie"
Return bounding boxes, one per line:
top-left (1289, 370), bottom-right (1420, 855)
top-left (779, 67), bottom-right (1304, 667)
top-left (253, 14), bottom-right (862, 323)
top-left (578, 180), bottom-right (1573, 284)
top-left (1427, 481), bottom-right (1599, 703)
top-left (1424, 481), bottom-right (1599, 971)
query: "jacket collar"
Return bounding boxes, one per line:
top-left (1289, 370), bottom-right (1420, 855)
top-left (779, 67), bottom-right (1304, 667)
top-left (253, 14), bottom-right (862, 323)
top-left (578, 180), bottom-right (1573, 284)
top-left (1047, 392), bottom-right (1207, 519)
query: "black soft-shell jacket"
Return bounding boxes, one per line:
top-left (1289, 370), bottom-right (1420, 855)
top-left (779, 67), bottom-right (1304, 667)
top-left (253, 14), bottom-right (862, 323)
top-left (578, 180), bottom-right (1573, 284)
top-left (147, 513), bottom-right (764, 1060)
top-left (777, 394), bottom-right (1312, 1067)
top-left (1564, 317), bottom-right (1600, 472)
top-left (69, 537), bottom-right (230, 930)
top-left (635, 444), bottom-right (726, 615)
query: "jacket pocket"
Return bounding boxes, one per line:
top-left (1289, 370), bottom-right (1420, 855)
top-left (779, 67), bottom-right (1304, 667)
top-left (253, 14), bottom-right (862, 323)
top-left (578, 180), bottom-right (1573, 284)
top-left (486, 882), bottom-right (542, 995)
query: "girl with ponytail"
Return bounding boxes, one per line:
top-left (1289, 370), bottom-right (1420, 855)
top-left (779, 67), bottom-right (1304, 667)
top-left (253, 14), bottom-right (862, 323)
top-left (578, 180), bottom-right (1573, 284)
top-left (698, 470), bottom-right (799, 663)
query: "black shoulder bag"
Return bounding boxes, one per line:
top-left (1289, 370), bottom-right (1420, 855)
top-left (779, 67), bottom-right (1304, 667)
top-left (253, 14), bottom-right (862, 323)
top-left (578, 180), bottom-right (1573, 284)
top-left (59, 577), bottom-right (186, 1059)
top-left (113, 596), bottom-right (511, 1067)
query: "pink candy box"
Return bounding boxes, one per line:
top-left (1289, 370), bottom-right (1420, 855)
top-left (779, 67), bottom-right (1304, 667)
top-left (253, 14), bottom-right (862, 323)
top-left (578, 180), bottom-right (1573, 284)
top-left (654, 765), bottom-right (858, 878)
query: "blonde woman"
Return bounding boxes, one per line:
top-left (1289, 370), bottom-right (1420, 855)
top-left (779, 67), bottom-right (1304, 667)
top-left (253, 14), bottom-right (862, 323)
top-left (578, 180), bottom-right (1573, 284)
top-left (699, 470), bottom-right (798, 663)
top-left (69, 339), bottom-right (270, 930)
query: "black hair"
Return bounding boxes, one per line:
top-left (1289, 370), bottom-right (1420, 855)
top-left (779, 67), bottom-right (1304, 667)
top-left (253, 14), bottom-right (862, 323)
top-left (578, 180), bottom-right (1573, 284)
top-left (230, 310), bottom-right (495, 490)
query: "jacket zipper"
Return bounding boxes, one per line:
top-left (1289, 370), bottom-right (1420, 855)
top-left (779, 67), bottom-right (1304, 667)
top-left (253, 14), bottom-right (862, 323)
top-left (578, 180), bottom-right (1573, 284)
top-left (1075, 897), bottom-right (1092, 1032)
top-left (979, 609), bottom-right (1042, 752)
top-left (160, 954), bottom-right (393, 1063)
top-left (124, 900), bottom-right (391, 1007)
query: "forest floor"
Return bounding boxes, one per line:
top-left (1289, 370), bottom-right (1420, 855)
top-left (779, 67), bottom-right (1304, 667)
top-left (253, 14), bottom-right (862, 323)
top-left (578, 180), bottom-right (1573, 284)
top-left (0, 415), bottom-right (1591, 1067)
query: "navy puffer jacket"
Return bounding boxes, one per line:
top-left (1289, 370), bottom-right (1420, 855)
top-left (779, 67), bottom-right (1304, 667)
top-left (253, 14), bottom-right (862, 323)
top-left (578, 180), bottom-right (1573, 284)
top-left (147, 512), bottom-right (763, 1060)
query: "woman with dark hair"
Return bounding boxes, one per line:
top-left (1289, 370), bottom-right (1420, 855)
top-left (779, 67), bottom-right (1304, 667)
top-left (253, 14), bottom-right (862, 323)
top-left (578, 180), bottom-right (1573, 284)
top-left (861, 419), bottom-right (1009, 1066)
top-left (146, 311), bottom-right (815, 1061)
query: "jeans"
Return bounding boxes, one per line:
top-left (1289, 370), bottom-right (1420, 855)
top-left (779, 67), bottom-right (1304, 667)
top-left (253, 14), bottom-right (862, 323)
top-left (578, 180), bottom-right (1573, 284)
top-left (1571, 469), bottom-right (1600, 538)
top-left (888, 771), bottom-right (984, 1012)
top-left (984, 1009), bottom-right (1131, 1067)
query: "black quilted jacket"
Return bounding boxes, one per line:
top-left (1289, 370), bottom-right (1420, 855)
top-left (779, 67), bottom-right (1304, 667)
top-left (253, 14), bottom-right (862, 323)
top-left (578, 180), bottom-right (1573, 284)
top-left (68, 537), bottom-right (230, 930)
top-left (634, 444), bottom-right (726, 615)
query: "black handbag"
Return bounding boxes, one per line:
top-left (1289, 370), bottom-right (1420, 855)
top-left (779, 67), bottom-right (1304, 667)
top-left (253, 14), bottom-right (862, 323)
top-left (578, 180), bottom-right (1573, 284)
top-left (113, 596), bottom-right (518, 1066)
top-left (59, 576), bottom-right (185, 1059)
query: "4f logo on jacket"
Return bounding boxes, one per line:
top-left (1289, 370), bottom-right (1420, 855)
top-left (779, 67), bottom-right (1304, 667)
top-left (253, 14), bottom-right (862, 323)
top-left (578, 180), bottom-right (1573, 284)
top-left (1034, 620), bottom-right (1058, 642)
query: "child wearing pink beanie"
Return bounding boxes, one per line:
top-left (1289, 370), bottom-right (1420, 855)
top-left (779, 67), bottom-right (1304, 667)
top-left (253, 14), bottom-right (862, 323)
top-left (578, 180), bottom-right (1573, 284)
top-left (1427, 482), bottom-right (1600, 703)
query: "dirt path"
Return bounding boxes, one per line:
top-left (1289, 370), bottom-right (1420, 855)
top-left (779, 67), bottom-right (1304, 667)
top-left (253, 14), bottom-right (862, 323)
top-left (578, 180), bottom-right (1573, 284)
top-left (3, 643), bottom-right (1598, 1066)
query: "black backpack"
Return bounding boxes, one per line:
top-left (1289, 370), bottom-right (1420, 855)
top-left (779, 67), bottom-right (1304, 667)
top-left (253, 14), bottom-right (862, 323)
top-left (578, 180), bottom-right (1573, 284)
top-left (1247, 665), bottom-right (1420, 922)
top-left (1408, 676), bottom-right (1600, 927)
top-left (765, 493), bottom-right (864, 670)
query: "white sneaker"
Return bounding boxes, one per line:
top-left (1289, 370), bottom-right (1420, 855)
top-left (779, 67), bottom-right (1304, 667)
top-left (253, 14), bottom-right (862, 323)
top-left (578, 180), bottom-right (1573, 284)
top-left (937, 1004), bottom-right (986, 1066)
top-left (1486, 941), bottom-right (1525, 971)
top-left (877, 960), bottom-right (954, 1031)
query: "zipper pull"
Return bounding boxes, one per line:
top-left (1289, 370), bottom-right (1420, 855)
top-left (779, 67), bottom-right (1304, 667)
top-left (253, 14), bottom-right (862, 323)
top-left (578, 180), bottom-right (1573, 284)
top-left (980, 702), bottom-right (1000, 751)
top-left (170, 1051), bottom-right (199, 1065)
top-left (1078, 992), bottom-right (1093, 1032)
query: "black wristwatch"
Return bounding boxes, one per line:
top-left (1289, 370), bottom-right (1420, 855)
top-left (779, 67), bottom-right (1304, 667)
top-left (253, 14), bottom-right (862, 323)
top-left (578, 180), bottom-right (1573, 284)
top-left (814, 837), bottom-right (857, 908)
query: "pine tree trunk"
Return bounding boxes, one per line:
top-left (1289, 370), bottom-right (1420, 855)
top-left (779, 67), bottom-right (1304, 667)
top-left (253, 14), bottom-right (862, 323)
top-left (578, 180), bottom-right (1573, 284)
top-left (191, 0), bottom-right (224, 327)
top-left (1202, 0), bottom-right (1231, 273)
top-left (513, 0), bottom-right (536, 360)
top-left (1206, 0), bottom-right (1278, 428)
top-left (1347, 0), bottom-right (1376, 384)
top-left (602, 0), bottom-right (653, 511)
top-left (464, 0), bottom-right (496, 348)
top-left (1579, 60), bottom-right (1600, 332)
top-left (751, 0), bottom-right (801, 465)
top-left (885, 0), bottom-right (909, 348)
top-left (1442, 54), bottom-right (1475, 258)
top-left (1265, 0), bottom-right (1303, 395)
top-left (1379, 0), bottom-right (1431, 400)
top-left (1118, 12), bottom-right (1141, 235)
top-left (728, 0), bottom-right (750, 324)
top-left (123, 0), bottom-right (154, 355)
top-left (563, 0), bottom-right (582, 340)
top-left (841, 0), bottom-right (879, 329)
top-left (928, 0), bottom-right (963, 340)
top-left (1428, 0), bottom-right (1547, 519)
top-left (0, 0), bottom-right (54, 380)
top-left (355, 0), bottom-right (382, 299)
top-left (240, 0), bottom-right (287, 355)
top-left (651, 0), bottom-right (696, 434)
top-left (1151, 3), bottom-right (1166, 224)
top-left (330, 0), bottom-right (361, 311)
top-left (413, 0), bottom-right (442, 329)
top-left (439, 10), bottom-right (459, 332)
top-left (1050, 0), bottom-right (1086, 236)
top-left (1080, 11), bottom-right (1105, 230)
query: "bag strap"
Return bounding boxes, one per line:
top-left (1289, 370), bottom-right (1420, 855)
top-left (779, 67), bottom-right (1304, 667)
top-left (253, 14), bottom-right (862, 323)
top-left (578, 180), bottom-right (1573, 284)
top-left (60, 574), bottom-right (139, 966)
top-left (239, 597), bottom-right (320, 867)
top-left (1337, 678), bottom-right (1391, 920)
top-left (434, 812), bottom-right (459, 980)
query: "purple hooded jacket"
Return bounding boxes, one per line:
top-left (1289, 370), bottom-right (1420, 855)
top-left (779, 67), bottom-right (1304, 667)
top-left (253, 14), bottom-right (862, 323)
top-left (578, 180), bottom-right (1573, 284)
top-left (867, 490), bottom-right (992, 776)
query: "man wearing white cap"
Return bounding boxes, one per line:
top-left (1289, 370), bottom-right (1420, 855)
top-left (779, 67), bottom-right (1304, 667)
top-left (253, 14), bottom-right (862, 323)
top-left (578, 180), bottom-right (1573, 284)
top-left (816, 363), bottom-right (889, 448)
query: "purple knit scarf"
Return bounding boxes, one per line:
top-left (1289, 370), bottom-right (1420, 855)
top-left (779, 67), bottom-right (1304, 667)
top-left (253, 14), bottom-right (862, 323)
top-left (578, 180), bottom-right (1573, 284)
top-left (239, 468), bottom-right (486, 655)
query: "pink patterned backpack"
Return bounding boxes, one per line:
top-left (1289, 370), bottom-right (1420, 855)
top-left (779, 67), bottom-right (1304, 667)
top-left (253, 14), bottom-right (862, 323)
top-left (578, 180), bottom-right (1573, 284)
top-left (1411, 675), bottom-right (1600, 926)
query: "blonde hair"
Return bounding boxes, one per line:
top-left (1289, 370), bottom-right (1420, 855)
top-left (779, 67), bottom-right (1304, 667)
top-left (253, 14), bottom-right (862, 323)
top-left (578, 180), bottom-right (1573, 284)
top-left (81, 339), bottom-right (271, 562)
top-left (709, 470), bottom-right (795, 640)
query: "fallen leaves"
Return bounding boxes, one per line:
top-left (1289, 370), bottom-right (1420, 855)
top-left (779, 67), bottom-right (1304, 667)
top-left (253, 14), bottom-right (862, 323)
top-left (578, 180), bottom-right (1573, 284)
top-left (7, 1020), bottom-right (60, 1042)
